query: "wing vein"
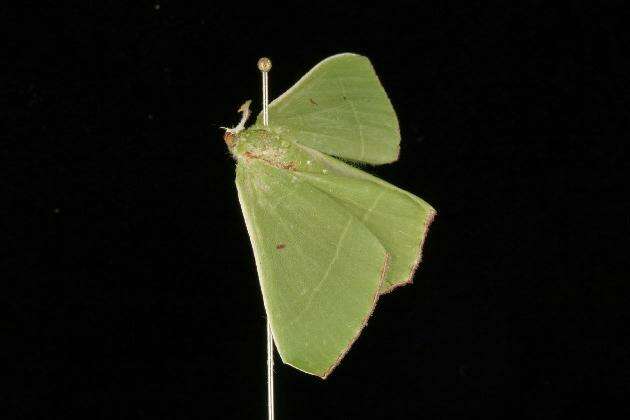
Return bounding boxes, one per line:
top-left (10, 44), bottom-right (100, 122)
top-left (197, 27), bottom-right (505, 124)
top-left (339, 78), bottom-right (365, 160)
top-left (361, 190), bottom-right (386, 223)
top-left (287, 216), bottom-right (353, 327)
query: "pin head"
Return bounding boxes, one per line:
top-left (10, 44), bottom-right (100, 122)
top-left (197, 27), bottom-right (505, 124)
top-left (257, 57), bottom-right (272, 72)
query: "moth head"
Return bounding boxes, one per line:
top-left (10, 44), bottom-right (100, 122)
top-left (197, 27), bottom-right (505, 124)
top-left (223, 131), bottom-right (236, 148)
top-left (221, 100), bottom-right (252, 151)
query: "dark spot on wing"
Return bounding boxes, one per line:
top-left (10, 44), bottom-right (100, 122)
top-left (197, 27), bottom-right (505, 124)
top-left (276, 244), bottom-right (286, 250)
top-left (342, 95), bottom-right (348, 100)
top-left (309, 98), bottom-right (318, 106)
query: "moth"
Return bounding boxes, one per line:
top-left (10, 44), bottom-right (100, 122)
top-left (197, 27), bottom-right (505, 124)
top-left (224, 53), bottom-right (436, 379)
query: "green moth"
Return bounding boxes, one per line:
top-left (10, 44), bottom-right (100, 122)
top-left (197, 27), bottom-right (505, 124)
top-left (224, 53), bottom-right (436, 378)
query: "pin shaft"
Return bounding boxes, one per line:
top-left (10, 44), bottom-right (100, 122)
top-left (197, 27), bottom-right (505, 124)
top-left (258, 56), bottom-right (274, 420)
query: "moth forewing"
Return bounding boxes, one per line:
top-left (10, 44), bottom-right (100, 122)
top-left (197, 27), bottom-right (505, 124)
top-left (258, 53), bottom-right (400, 165)
top-left (235, 159), bottom-right (390, 378)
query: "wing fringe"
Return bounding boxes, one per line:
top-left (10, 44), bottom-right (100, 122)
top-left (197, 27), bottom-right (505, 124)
top-left (380, 208), bottom-right (437, 295)
top-left (319, 251), bottom-right (390, 379)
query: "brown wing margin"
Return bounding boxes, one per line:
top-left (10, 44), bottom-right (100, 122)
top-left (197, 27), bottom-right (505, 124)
top-left (320, 252), bottom-right (390, 379)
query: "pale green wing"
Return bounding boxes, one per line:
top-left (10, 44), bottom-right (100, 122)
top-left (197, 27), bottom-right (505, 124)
top-left (294, 145), bottom-right (436, 293)
top-left (297, 171), bottom-right (435, 293)
top-left (258, 53), bottom-right (400, 164)
top-left (236, 160), bottom-right (389, 378)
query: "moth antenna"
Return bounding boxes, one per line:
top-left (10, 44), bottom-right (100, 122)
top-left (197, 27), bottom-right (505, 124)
top-left (222, 99), bottom-right (252, 134)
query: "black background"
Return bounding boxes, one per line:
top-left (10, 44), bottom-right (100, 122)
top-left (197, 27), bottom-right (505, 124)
top-left (4, 2), bottom-right (625, 419)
